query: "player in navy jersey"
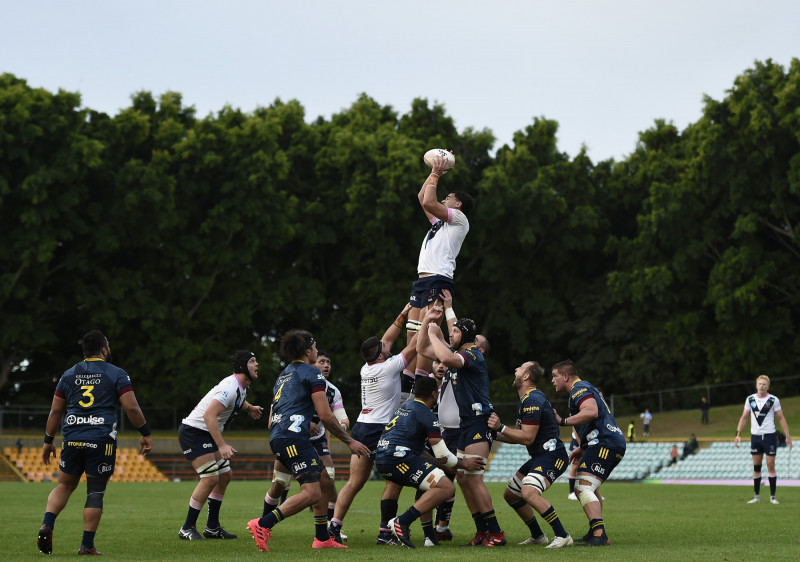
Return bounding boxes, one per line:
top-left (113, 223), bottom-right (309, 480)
top-left (489, 361), bottom-right (572, 548)
top-left (419, 306), bottom-right (506, 547)
top-left (247, 330), bottom-right (369, 552)
top-left (551, 359), bottom-right (626, 547)
top-left (177, 350), bottom-right (264, 541)
top-left (375, 376), bottom-right (484, 548)
top-left (735, 375), bottom-right (793, 504)
top-left (37, 330), bottom-right (152, 556)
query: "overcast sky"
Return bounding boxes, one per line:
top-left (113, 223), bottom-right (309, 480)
top-left (3, 1), bottom-right (798, 162)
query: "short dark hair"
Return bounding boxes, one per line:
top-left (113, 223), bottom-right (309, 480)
top-left (524, 361), bottom-right (544, 385)
top-left (82, 330), bottom-right (108, 357)
top-left (452, 190), bottom-right (474, 216)
top-left (279, 329), bottom-right (314, 362)
top-left (360, 336), bottom-right (382, 363)
top-left (414, 375), bottom-right (438, 398)
top-left (552, 359), bottom-right (577, 377)
top-left (317, 350), bottom-right (330, 361)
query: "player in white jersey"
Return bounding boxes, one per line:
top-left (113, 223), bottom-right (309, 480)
top-left (404, 152), bottom-right (474, 387)
top-left (329, 304), bottom-right (420, 545)
top-left (177, 351), bottom-right (264, 540)
top-left (735, 374), bottom-right (793, 504)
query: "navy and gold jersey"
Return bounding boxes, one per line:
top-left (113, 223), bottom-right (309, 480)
top-left (376, 399), bottom-right (442, 459)
top-left (54, 358), bottom-right (133, 441)
top-left (453, 345), bottom-right (493, 419)
top-left (568, 380), bottom-right (626, 450)
top-left (517, 388), bottom-right (565, 456)
top-left (270, 361), bottom-right (327, 440)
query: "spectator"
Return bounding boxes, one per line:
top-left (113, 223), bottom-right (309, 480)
top-left (700, 397), bottom-right (710, 425)
top-left (682, 434), bottom-right (698, 459)
top-left (16, 438), bottom-right (23, 455)
top-left (642, 409), bottom-right (652, 436)
top-left (627, 421), bottom-right (635, 442)
top-left (669, 444), bottom-right (678, 466)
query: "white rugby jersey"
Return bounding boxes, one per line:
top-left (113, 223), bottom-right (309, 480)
top-left (417, 208), bottom-right (469, 278)
top-left (357, 353), bottom-right (408, 424)
top-left (745, 393), bottom-right (782, 436)
top-left (437, 370), bottom-right (460, 429)
top-left (310, 380), bottom-right (346, 441)
top-left (182, 374), bottom-right (247, 433)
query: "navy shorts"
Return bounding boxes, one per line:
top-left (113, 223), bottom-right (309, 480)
top-left (270, 437), bottom-right (323, 478)
top-left (409, 275), bottom-right (455, 309)
top-left (59, 439), bottom-right (116, 479)
top-left (517, 448), bottom-right (569, 485)
top-left (376, 452), bottom-right (440, 489)
top-left (178, 424), bottom-right (218, 460)
top-left (352, 422), bottom-right (385, 459)
top-left (750, 433), bottom-right (778, 457)
top-left (458, 415), bottom-right (494, 450)
top-left (311, 436), bottom-right (331, 457)
top-left (576, 445), bottom-right (625, 482)
top-left (442, 427), bottom-right (460, 454)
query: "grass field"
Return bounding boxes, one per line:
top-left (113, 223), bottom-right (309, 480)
top-left (5, 480), bottom-right (798, 560)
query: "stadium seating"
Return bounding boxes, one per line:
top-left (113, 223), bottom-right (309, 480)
top-left (485, 441), bottom-right (800, 481)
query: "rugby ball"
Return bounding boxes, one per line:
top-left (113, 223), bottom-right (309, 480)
top-left (423, 148), bottom-right (455, 171)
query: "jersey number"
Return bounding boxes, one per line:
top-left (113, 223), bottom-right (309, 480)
top-left (289, 414), bottom-right (304, 433)
top-left (79, 386), bottom-right (95, 407)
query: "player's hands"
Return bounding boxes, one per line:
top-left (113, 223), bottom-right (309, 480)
top-left (460, 455), bottom-right (485, 472)
top-left (553, 409), bottom-right (563, 425)
top-left (488, 412), bottom-right (501, 431)
top-left (310, 422), bottom-right (319, 435)
top-left (441, 289), bottom-right (453, 310)
top-left (424, 304), bottom-right (443, 324)
top-left (348, 438), bottom-right (370, 457)
top-left (431, 151), bottom-right (452, 176)
top-left (42, 443), bottom-right (56, 466)
top-left (249, 405), bottom-right (264, 420)
top-left (219, 443), bottom-right (237, 460)
top-left (734, 435), bottom-right (740, 447)
top-left (139, 435), bottom-right (153, 455)
top-left (787, 436), bottom-right (793, 449)
top-left (569, 447), bottom-right (583, 465)
top-left (401, 302), bottom-right (413, 318)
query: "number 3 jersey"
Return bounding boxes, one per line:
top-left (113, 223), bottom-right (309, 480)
top-left (270, 361), bottom-right (327, 440)
top-left (54, 358), bottom-right (133, 441)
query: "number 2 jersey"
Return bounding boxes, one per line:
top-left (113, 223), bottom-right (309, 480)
top-left (568, 379), bottom-right (626, 450)
top-left (54, 358), bottom-right (133, 441)
top-left (270, 361), bottom-right (327, 440)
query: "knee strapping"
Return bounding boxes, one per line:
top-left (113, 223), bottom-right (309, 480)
top-left (197, 460), bottom-right (219, 478)
top-left (216, 458), bottom-right (231, 475)
top-left (85, 477), bottom-right (108, 509)
top-left (273, 470), bottom-right (292, 488)
top-left (575, 474), bottom-right (603, 507)
top-left (506, 474), bottom-right (523, 497)
top-left (522, 473), bottom-right (549, 495)
top-left (458, 452), bottom-right (487, 475)
top-left (326, 466), bottom-right (336, 479)
top-left (420, 468), bottom-right (446, 491)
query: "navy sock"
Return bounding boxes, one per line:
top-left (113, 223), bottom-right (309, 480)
top-left (541, 506), bottom-right (567, 538)
top-left (569, 478), bottom-right (576, 493)
top-left (207, 497), bottom-right (222, 528)
top-left (421, 519), bottom-right (435, 540)
top-left (314, 515), bottom-right (330, 541)
top-left (525, 516), bottom-right (544, 538)
top-left (81, 530), bottom-right (96, 549)
top-left (259, 507), bottom-right (284, 530)
top-left (436, 499), bottom-right (454, 525)
top-left (398, 505), bottom-right (421, 527)
top-left (754, 477), bottom-right (761, 495)
top-left (472, 511), bottom-right (487, 533)
top-left (589, 518), bottom-right (605, 536)
top-left (183, 506), bottom-right (201, 529)
top-left (769, 476), bottom-right (777, 496)
top-left (43, 512), bottom-right (57, 529)
top-left (380, 498), bottom-right (398, 530)
top-left (482, 509), bottom-right (501, 533)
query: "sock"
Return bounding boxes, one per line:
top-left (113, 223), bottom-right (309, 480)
top-left (421, 519), bottom-right (435, 540)
top-left (398, 506), bottom-right (421, 527)
top-left (482, 509), bottom-right (501, 533)
top-left (436, 524), bottom-right (450, 533)
top-left (541, 506), bottom-right (567, 538)
top-left (589, 517), bottom-right (605, 536)
top-left (380, 498), bottom-right (398, 532)
top-left (314, 515), bottom-right (330, 541)
top-left (524, 516), bottom-right (544, 538)
top-left (436, 498), bottom-right (455, 526)
top-left (43, 512), bottom-right (57, 529)
top-left (754, 477), bottom-right (761, 496)
top-left (280, 489), bottom-right (289, 504)
top-left (328, 502), bottom-right (335, 521)
top-left (769, 475), bottom-right (777, 496)
top-left (183, 497), bottom-right (204, 529)
top-left (81, 530), bottom-right (96, 549)
top-left (263, 493), bottom-right (280, 517)
top-left (472, 511), bottom-right (487, 533)
top-left (259, 507), bottom-right (284, 530)
top-left (207, 493), bottom-right (223, 528)
top-left (569, 477), bottom-right (576, 494)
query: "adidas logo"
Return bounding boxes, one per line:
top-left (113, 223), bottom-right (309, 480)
top-left (473, 432), bottom-right (482, 439)
top-left (534, 466), bottom-right (543, 472)
top-left (579, 462), bottom-right (587, 468)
